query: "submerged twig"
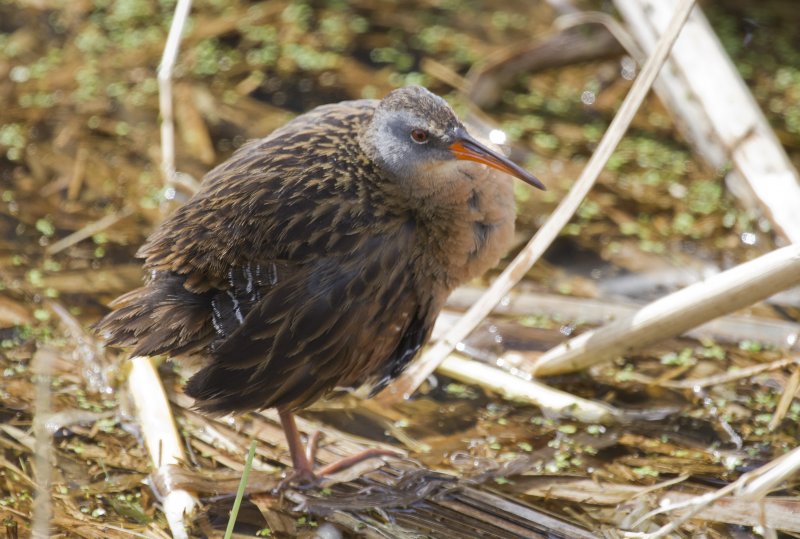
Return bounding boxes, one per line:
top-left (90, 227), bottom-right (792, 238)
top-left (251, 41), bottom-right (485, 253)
top-left (769, 362), bottom-right (800, 430)
top-left (47, 300), bottom-right (110, 393)
top-left (382, 0), bottom-right (698, 402)
top-left (438, 354), bottom-right (617, 423)
top-left (45, 206), bottom-right (134, 256)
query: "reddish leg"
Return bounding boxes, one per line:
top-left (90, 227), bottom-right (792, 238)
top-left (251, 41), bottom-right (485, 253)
top-left (278, 409), bottom-right (316, 484)
top-left (277, 409), bottom-right (399, 489)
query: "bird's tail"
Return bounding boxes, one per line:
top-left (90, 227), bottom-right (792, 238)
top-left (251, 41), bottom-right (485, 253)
top-left (93, 274), bottom-right (214, 358)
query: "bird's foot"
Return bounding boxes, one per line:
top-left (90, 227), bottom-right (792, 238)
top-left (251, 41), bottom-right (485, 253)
top-left (274, 465), bottom-right (319, 492)
top-left (307, 429), bottom-right (401, 478)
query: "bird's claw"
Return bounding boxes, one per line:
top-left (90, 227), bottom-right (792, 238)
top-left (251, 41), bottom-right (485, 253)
top-left (274, 467), bottom-right (319, 493)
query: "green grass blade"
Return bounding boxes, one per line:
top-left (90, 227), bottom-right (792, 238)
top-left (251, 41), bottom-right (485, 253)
top-left (224, 439), bottom-right (257, 539)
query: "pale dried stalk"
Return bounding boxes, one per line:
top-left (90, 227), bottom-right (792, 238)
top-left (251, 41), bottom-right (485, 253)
top-left (67, 145), bottom-right (88, 202)
top-left (158, 0), bottom-right (193, 189)
top-left (737, 444), bottom-right (800, 500)
top-left (382, 0), bottom-right (698, 402)
top-left (524, 478), bottom-right (800, 533)
top-left (531, 243), bottom-right (800, 376)
top-left (626, 355), bottom-right (800, 390)
top-left (624, 480), bottom-right (741, 538)
top-left (31, 348), bottom-right (55, 539)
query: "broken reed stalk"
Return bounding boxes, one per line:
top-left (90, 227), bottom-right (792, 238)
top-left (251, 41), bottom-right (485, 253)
top-left (128, 356), bottom-right (197, 539)
top-left (158, 0), bottom-right (193, 189)
top-left (737, 443), bottom-right (800, 500)
top-left (625, 480), bottom-right (741, 538)
top-left (531, 243), bottom-right (800, 376)
top-left (769, 363), bottom-right (800, 430)
top-left (625, 444), bottom-right (800, 538)
top-left (382, 0), bottom-right (699, 402)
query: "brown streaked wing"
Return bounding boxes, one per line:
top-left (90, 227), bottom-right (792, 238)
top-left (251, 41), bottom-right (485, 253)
top-left (184, 222), bottom-right (430, 414)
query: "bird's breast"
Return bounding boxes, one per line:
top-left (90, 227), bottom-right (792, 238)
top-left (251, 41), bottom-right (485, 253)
top-left (409, 165), bottom-right (516, 291)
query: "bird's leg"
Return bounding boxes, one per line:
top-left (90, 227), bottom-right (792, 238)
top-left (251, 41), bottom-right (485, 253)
top-left (276, 409), bottom-right (400, 490)
top-left (305, 430), bottom-right (322, 465)
top-left (278, 409), bottom-right (316, 485)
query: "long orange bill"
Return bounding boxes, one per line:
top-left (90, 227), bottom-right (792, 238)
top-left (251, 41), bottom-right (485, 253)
top-left (449, 128), bottom-right (545, 190)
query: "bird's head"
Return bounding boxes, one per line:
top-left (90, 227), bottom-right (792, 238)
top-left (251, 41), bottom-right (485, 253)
top-left (362, 86), bottom-right (545, 193)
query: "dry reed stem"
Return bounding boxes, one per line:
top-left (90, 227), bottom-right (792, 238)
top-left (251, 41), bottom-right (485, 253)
top-left (158, 0), bottom-right (193, 189)
top-left (523, 477), bottom-right (800, 533)
top-left (531, 243), bottom-right (800, 376)
top-left (553, 11), bottom-right (643, 60)
top-left (624, 480), bottom-right (740, 538)
top-left (31, 348), bottom-right (55, 539)
top-left (737, 444), bottom-right (800, 500)
top-left (445, 286), bottom-right (800, 349)
top-left (625, 355), bottom-right (800, 390)
top-left (382, 0), bottom-right (698, 402)
top-left (67, 145), bottom-right (88, 202)
top-left (615, 0), bottom-right (800, 244)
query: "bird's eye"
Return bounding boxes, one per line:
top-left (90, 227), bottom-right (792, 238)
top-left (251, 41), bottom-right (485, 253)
top-left (410, 129), bottom-right (429, 144)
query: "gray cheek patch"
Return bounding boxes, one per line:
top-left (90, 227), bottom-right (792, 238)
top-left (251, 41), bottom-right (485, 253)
top-left (386, 112), bottom-right (418, 141)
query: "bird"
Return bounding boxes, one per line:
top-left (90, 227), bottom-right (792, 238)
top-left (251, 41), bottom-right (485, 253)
top-left (95, 85), bottom-right (545, 483)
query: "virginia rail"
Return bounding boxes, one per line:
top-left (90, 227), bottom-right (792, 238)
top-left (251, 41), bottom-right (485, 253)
top-left (96, 86), bottom-right (544, 483)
